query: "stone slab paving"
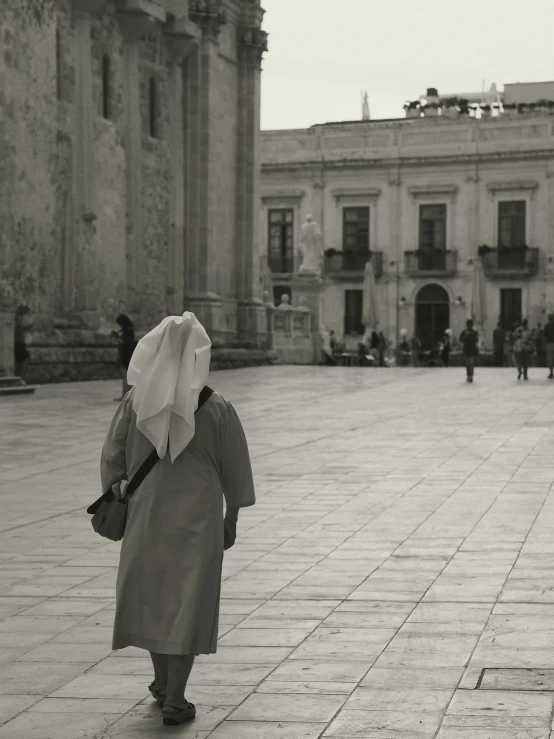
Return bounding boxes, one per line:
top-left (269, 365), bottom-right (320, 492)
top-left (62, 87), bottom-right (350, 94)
top-left (1, 366), bottom-right (554, 738)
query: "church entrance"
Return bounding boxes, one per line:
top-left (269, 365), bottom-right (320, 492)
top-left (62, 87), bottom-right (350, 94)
top-left (415, 284), bottom-right (450, 350)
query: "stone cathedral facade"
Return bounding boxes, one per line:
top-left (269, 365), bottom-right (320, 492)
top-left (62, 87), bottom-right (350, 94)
top-left (0, 0), bottom-right (271, 382)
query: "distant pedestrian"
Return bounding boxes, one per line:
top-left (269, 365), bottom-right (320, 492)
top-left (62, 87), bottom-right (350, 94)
top-left (544, 314), bottom-right (554, 379)
top-left (14, 304), bottom-right (33, 382)
top-left (460, 319), bottom-right (479, 383)
top-left (535, 324), bottom-right (546, 368)
top-left (378, 331), bottom-right (387, 367)
top-left (492, 322), bottom-right (505, 367)
top-left (512, 319), bottom-right (534, 380)
top-left (440, 331), bottom-right (451, 367)
top-left (410, 334), bottom-right (422, 367)
top-left (112, 314), bottom-right (136, 400)
top-left (397, 335), bottom-right (410, 367)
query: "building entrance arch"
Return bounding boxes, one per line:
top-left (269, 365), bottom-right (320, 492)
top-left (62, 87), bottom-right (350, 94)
top-left (415, 284), bottom-right (450, 350)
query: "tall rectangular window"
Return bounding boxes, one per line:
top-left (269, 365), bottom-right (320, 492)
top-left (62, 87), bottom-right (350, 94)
top-left (419, 204), bottom-right (446, 251)
top-left (268, 209), bottom-right (294, 273)
top-left (343, 208), bottom-right (370, 253)
top-left (498, 201), bottom-right (526, 248)
top-left (500, 288), bottom-right (522, 329)
top-left (344, 289), bottom-right (364, 335)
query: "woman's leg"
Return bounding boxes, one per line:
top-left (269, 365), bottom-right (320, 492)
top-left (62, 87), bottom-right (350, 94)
top-left (166, 655), bottom-right (195, 706)
top-left (149, 652), bottom-right (168, 690)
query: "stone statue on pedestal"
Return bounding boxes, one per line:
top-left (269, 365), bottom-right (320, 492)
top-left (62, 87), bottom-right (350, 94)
top-left (298, 215), bottom-right (323, 276)
top-left (277, 294), bottom-right (292, 310)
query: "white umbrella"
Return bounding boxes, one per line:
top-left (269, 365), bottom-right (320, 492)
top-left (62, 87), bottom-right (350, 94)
top-left (471, 257), bottom-right (487, 327)
top-left (362, 258), bottom-right (378, 329)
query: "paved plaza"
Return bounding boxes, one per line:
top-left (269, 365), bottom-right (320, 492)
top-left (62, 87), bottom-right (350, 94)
top-left (2, 366), bottom-right (554, 738)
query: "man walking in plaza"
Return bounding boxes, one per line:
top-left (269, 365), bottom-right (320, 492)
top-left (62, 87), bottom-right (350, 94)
top-left (492, 322), bottom-right (505, 367)
top-left (460, 319), bottom-right (479, 383)
top-left (544, 314), bottom-right (554, 379)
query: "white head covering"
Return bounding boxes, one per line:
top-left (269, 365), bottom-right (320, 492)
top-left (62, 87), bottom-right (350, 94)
top-left (127, 312), bottom-right (211, 462)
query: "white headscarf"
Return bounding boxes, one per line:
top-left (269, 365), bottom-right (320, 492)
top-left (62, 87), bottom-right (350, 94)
top-left (127, 312), bottom-right (211, 462)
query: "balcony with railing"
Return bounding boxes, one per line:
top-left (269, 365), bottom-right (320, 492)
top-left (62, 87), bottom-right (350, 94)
top-left (324, 250), bottom-right (383, 278)
top-left (481, 247), bottom-right (539, 277)
top-left (404, 249), bottom-right (457, 277)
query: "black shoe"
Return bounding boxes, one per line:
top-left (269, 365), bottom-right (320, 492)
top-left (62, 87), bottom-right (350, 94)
top-left (517, 370), bottom-right (522, 380)
top-left (549, 374), bottom-right (553, 380)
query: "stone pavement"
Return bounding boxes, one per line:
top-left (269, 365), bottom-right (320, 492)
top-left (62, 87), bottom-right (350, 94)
top-left (1, 366), bottom-right (554, 739)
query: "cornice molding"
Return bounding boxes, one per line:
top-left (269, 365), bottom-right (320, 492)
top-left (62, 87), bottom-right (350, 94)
top-left (189, 0), bottom-right (227, 41)
top-left (408, 185), bottom-right (459, 199)
top-left (261, 190), bottom-right (305, 204)
top-left (486, 180), bottom-right (539, 192)
top-left (332, 188), bottom-right (381, 202)
top-left (261, 147), bottom-right (554, 172)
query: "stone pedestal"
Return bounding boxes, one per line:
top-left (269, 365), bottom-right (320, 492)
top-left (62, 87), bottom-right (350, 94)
top-left (0, 310), bottom-right (15, 377)
top-left (237, 300), bottom-right (269, 349)
top-left (292, 273), bottom-right (323, 363)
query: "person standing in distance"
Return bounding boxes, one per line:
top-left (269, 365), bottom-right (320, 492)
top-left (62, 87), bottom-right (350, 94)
top-left (460, 319), bottom-right (479, 383)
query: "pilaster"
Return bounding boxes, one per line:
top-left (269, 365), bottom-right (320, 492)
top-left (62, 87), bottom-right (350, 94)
top-left (235, 22), bottom-right (269, 345)
top-left (183, 1), bottom-right (227, 336)
top-left (117, 10), bottom-right (160, 311)
top-left (69, 2), bottom-right (99, 325)
top-left (291, 273), bottom-right (324, 363)
top-left (163, 25), bottom-right (200, 314)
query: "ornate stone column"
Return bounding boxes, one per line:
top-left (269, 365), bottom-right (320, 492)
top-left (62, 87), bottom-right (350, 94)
top-left (235, 23), bottom-right (269, 348)
top-left (182, 2), bottom-right (228, 342)
top-left (163, 21), bottom-right (200, 314)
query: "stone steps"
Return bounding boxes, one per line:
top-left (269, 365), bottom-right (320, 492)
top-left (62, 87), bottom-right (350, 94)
top-left (0, 376), bottom-right (36, 396)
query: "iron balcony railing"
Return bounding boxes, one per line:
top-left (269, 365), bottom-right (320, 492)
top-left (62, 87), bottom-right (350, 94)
top-left (404, 250), bottom-right (457, 276)
top-left (481, 247), bottom-right (539, 276)
top-left (324, 250), bottom-right (383, 277)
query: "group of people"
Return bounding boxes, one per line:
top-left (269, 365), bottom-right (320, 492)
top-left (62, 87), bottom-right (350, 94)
top-left (322, 329), bottom-right (390, 366)
top-left (321, 314), bottom-right (554, 383)
top-left (491, 315), bottom-right (554, 378)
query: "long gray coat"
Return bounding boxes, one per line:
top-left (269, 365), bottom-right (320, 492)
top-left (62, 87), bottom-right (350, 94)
top-left (100, 390), bottom-right (255, 655)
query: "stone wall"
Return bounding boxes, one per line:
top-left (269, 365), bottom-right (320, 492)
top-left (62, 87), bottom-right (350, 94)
top-left (0, 0), bottom-right (273, 382)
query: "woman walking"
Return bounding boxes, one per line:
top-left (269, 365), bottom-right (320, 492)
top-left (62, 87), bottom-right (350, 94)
top-left (512, 319), bottom-right (534, 380)
top-left (101, 312), bottom-right (256, 725)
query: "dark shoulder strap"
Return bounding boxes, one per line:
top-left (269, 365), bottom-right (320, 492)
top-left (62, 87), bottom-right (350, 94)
top-left (197, 385), bottom-right (214, 410)
top-left (126, 386), bottom-right (214, 499)
top-left (126, 448), bottom-right (160, 497)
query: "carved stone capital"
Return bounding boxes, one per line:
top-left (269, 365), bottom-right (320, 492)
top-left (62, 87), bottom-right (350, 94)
top-left (239, 26), bottom-right (269, 66)
top-left (189, 0), bottom-right (227, 41)
top-left (117, 9), bottom-right (160, 42)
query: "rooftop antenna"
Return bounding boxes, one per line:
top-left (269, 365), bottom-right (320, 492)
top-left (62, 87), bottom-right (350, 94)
top-left (361, 90), bottom-right (370, 120)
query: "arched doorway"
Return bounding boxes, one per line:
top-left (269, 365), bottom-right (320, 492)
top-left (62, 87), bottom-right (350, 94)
top-left (415, 284), bottom-right (450, 350)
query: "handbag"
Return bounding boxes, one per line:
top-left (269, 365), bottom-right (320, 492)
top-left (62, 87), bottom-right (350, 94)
top-left (87, 385), bottom-right (214, 541)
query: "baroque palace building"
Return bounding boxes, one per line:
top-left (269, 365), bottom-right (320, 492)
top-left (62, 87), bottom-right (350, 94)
top-left (260, 84), bottom-right (554, 351)
top-left (0, 0), bottom-right (271, 382)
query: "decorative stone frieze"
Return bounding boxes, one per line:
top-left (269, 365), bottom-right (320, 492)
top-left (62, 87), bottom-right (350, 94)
top-left (189, 0), bottom-right (227, 40)
top-left (239, 25), bottom-right (268, 66)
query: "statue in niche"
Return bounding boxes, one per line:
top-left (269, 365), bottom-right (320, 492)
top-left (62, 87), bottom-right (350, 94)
top-left (298, 215), bottom-right (323, 276)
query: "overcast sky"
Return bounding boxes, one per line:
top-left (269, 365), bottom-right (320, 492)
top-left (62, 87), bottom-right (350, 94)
top-left (260, 0), bottom-right (554, 131)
